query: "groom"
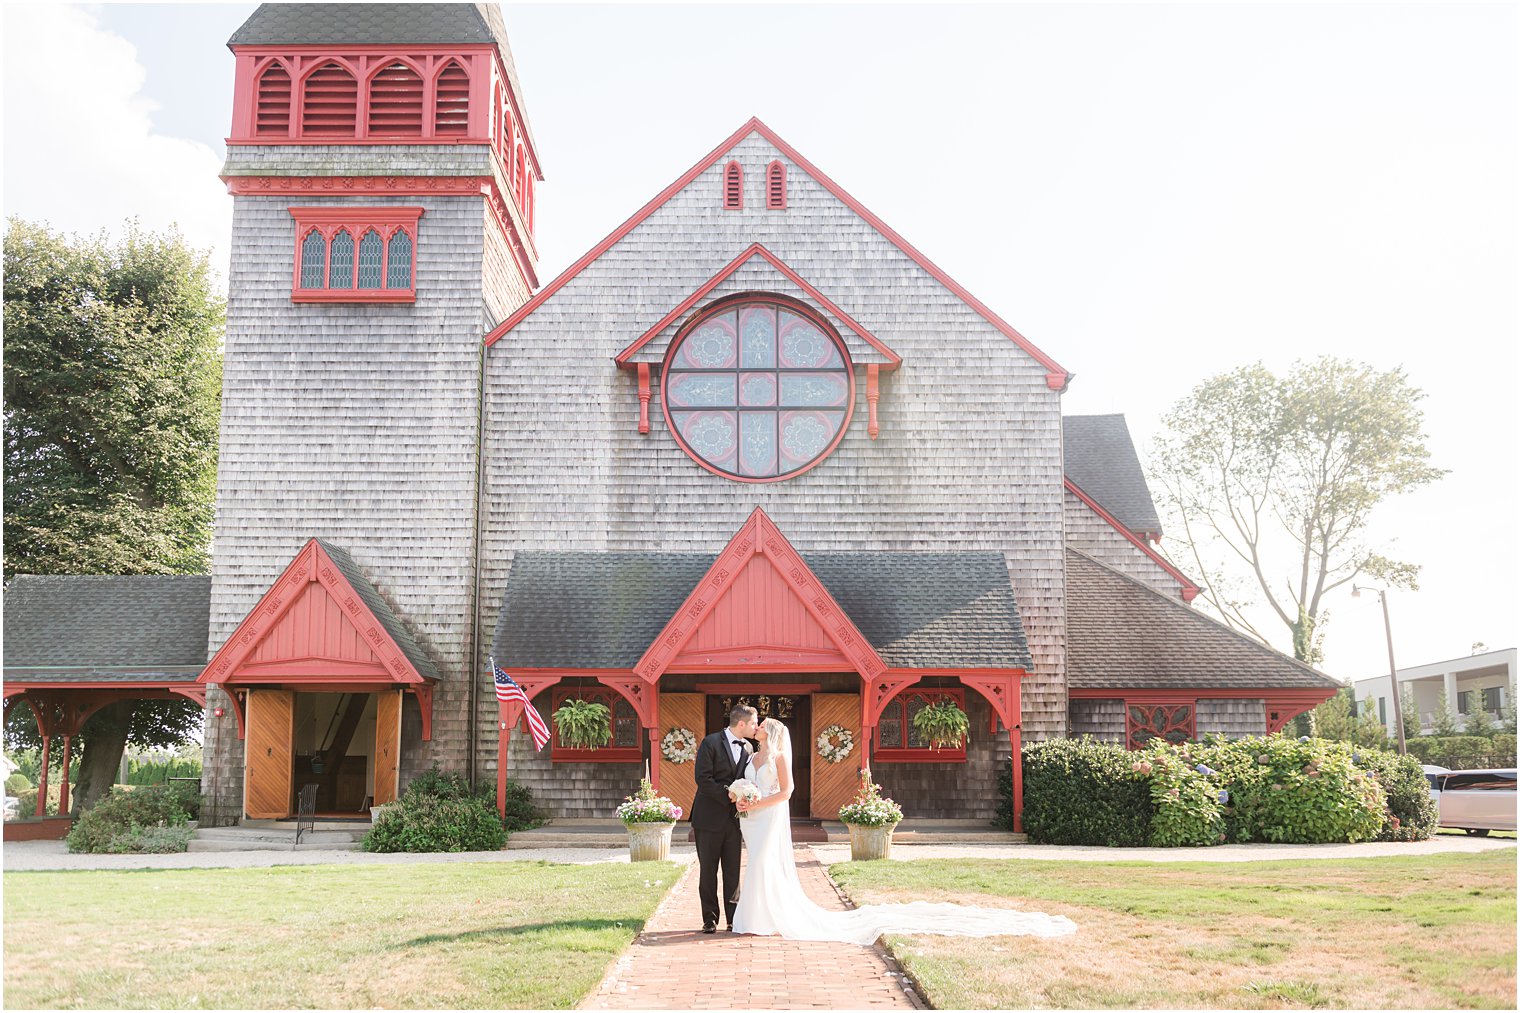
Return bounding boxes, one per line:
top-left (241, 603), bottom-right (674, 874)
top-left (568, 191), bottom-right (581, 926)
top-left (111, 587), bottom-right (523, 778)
top-left (690, 704), bottom-right (759, 933)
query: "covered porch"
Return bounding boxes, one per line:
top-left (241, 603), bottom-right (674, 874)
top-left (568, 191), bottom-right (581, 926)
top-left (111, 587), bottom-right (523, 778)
top-left (491, 508), bottom-right (1033, 829)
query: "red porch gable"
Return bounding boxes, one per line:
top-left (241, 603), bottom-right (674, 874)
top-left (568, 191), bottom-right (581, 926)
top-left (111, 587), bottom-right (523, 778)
top-left (202, 540), bottom-right (430, 686)
top-left (634, 508), bottom-right (887, 683)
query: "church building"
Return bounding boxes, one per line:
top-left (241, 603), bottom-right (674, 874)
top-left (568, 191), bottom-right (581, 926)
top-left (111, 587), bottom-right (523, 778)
top-left (2, 3), bottom-right (1340, 832)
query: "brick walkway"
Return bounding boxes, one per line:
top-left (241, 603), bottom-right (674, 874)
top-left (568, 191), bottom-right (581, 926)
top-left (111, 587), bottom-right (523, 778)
top-left (582, 846), bottom-right (922, 1010)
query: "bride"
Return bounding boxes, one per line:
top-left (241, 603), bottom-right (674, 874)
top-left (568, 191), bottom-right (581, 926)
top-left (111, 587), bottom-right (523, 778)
top-left (730, 717), bottom-right (1077, 945)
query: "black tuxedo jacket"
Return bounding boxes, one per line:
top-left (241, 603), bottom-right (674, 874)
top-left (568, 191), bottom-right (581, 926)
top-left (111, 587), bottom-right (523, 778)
top-left (689, 730), bottom-right (753, 832)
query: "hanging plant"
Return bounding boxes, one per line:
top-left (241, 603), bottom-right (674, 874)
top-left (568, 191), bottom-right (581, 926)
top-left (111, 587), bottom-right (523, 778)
top-left (912, 700), bottom-right (970, 751)
top-left (552, 698), bottom-right (612, 749)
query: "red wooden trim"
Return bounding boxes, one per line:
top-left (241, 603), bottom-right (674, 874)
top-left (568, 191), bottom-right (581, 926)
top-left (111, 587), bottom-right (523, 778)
top-left (2, 680), bottom-right (201, 692)
top-left (866, 364), bottom-right (880, 439)
top-left (485, 117), bottom-right (1071, 389)
top-left (1066, 478), bottom-right (1201, 601)
top-left (723, 160), bottom-right (743, 209)
top-left (766, 160), bottom-right (787, 209)
top-left (636, 363), bottom-right (651, 434)
top-left (507, 668), bottom-right (635, 679)
top-left (410, 684), bottom-right (433, 742)
top-left (957, 670), bottom-right (1022, 732)
top-left (1266, 690), bottom-right (1337, 733)
top-left (548, 685), bottom-right (645, 762)
top-left (862, 672), bottom-right (923, 728)
top-left (613, 244), bottom-right (902, 368)
top-left (871, 686), bottom-right (969, 762)
top-left (693, 683), bottom-right (823, 694)
top-left (872, 749), bottom-right (967, 764)
top-left (289, 206), bottom-right (425, 222)
top-left (665, 649), bottom-right (850, 671)
top-left (634, 508), bottom-right (888, 683)
top-left (594, 675), bottom-right (660, 729)
top-left (292, 289), bottom-right (415, 304)
top-left (552, 747), bottom-right (643, 764)
top-left (200, 538), bottom-right (431, 688)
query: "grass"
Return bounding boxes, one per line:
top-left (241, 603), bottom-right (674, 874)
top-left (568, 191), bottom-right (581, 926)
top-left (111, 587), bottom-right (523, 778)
top-left (1436, 827), bottom-right (1517, 840)
top-left (831, 851), bottom-right (1517, 1009)
top-left (2, 860), bottom-right (679, 1009)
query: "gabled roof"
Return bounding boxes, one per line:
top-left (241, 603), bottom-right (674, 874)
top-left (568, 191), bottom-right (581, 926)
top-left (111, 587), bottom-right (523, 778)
top-left (200, 539), bottom-right (439, 685)
top-left (1063, 414), bottom-right (1162, 536)
top-left (1065, 548), bottom-right (1339, 691)
top-left (614, 244), bottom-right (901, 369)
top-left (3, 575), bottom-right (210, 676)
top-left (1065, 477), bottom-right (1199, 601)
top-left (484, 117), bottom-right (1071, 390)
top-left (228, 3), bottom-right (539, 166)
top-left (492, 549), bottom-right (1032, 671)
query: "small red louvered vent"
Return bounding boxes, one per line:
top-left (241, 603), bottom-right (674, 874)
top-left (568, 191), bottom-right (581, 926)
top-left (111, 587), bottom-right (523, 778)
top-left (434, 62), bottom-right (470, 136)
top-left (367, 62), bottom-right (423, 137)
top-left (255, 64), bottom-right (291, 137)
top-left (766, 161), bottom-right (787, 209)
top-left (724, 161), bottom-right (743, 209)
top-left (302, 63), bottom-right (357, 137)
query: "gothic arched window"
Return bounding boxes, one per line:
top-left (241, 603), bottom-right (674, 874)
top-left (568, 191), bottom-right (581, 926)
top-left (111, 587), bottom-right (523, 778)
top-left (299, 230), bottom-right (326, 288)
top-left (663, 297), bottom-right (853, 482)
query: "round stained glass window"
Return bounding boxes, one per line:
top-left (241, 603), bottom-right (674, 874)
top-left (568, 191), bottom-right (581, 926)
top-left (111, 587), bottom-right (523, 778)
top-left (663, 297), bottom-right (854, 481)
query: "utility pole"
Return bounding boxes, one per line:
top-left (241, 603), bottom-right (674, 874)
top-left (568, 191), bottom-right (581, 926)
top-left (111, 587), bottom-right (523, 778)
top-left (1356, 585), bottom-right (1406, 755)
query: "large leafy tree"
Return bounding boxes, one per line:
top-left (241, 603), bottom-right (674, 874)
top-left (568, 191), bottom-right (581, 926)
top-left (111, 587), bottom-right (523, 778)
top-left (1150, 358), bottom-right (1444, 665)
top-left (3, 218), bottom-right (223, 812)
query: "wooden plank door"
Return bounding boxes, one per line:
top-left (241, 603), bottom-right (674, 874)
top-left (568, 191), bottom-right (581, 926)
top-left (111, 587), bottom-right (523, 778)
top-left (657, 693), bottom-right (704, 822)
top-left (245, 689), bottom-right (294, 819)
top-left (811, 693), bottom-right (862, 819)
top-left (373, 690), bottom-right (402, 804)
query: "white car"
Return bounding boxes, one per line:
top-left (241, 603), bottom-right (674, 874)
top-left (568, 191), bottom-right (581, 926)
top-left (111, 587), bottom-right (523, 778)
top-left (1423, 764), bottom-right (1450, 801)
top-left (2, 795), bottom-right (18, 821)
top-left (1438, 769), bottom-right (1517, 836)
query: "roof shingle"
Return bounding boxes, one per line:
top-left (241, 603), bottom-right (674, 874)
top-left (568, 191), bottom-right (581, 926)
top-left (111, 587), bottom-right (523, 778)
top-left (492, 551), bottom-right (1032, 671)
top-left (1063, 414), bottom-right (1162, 535)
top-left (3, 575), bottom-right (210, 673)
top-left (1065, 548), bottom-right (1341, 691)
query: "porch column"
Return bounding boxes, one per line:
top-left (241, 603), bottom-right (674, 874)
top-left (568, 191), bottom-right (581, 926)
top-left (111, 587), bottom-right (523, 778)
top-left (34, 734), bottom-right (51, 818)
top-left (1443, 671), bottom-right (1458, 720)
top-left (496, 722), bottom-right (509, 820)
top-left (57, 735), bottom-right (73, 816)
top-left (1011, 725), bottom-right (1023, 834)
top-left (647, 729), bottom-right (661, 790)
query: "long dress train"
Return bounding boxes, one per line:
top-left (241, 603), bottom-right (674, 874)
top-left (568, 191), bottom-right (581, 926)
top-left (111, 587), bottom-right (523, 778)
top-left (729, 756), bottom-right (1077, 946)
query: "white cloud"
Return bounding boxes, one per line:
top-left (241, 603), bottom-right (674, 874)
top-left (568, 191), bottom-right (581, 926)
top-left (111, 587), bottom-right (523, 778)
top-left (2, 4), bottom-right (231, 288)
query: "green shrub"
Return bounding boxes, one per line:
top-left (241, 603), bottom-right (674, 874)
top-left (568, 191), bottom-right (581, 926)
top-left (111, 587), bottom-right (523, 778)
top-left (499, 779), bottom-right (543, 833)
top-left (124, 756), bottom-right (202, 786)
top-left (361, 764), bottom-right (509, 853)
top-left (1021, 738), bottom-right (1151, 847)
top-left (14, 782), bottom-right (67, 817)
top-left (1133, 741), bottom-right (1225, 847)
top-left (66, 784), bottom-right (189, 853)
top-left (1406, 735), bottom-right (1509, 768)
top-left (1351, 747), bottom-right (1439, 841)
top-left (1208, 736), bottom-right (1385, 844)
top-left (6, 772), bottom-right (33, 795)
top-left (1493, 733), bottom-right (1516, 759)
top-left (105, 824), bottom-right (195, 854)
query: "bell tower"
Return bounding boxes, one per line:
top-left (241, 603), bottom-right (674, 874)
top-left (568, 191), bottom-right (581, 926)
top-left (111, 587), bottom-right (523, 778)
top-left (203, 3), bottom-right (541, 820)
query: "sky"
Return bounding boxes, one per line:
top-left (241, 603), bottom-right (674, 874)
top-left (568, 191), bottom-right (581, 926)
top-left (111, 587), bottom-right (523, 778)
top-left (3, 2), bottom-right (1516, 687)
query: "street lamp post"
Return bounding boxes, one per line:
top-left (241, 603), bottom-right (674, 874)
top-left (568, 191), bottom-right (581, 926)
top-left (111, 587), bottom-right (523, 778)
top-left (1353, 585), bottom-right (1406, 755)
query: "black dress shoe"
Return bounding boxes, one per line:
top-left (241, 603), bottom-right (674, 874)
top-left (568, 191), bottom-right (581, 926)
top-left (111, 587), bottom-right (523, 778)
top-left (724, 925), bottom-right (735, 932)
top-left (702, 924), bottom-right (716, 934)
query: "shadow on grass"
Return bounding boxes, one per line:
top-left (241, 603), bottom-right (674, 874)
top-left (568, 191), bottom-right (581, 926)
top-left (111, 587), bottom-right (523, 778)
top-left (395, 918), bottom-right (643, 948)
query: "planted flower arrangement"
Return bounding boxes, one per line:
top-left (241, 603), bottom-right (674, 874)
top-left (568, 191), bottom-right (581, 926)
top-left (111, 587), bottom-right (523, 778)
top-left (837, 768), bottom-right (904, 860)
top-left (615, 777), bottom-right (684, 861)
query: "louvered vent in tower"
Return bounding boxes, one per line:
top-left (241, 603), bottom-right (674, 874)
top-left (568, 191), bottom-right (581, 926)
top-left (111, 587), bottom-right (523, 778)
top-left (301, 63), bottom-right (358, 137)
top-left (766, 161), bottom-right (787, 209)
top-left (724, 161), bottom-right (743, 209)
top-left (367, 62), bottom-right (423, 137)
top-left (434, 62), bottom-right (470, 136)
top-left (255, 63), bottom-right (291, 137)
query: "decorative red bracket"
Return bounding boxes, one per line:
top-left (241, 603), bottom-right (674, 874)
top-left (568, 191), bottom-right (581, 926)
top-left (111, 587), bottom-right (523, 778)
top-left (596, 673), bottom-right (660, 730)
top-left (409, 683), bottom-right (434, 742)
top-left (862, 671), bottom-right (923, 729)
top-left (957, 671), bottom-right (1024, 734)
top-left (636, 363), bottom-right (652, 434)
top-left (866, 364), bottom-right (881, 439)
top-left (497, 674), bottom-right (562, 735)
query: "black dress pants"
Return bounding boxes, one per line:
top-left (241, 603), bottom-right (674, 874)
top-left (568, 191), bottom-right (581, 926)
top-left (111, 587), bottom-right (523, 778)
top-left (693, 819), bottom-right (742, 927)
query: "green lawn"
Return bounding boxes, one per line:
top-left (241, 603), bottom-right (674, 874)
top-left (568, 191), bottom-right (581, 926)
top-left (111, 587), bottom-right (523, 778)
top-left (3, 861), bottom-right (679, 1009)
top-left (831, 851), bottom-right (1517, 1010)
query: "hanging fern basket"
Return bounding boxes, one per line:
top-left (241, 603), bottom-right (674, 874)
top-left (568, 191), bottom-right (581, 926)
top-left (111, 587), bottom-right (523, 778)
top-left (552, 698), bottom-right (612, 749)
top-left (912, 700), bottom-right (970, 751)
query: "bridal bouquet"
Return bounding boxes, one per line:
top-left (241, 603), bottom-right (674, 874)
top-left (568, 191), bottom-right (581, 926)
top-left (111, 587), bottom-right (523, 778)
top-left (728, 778), bottom-right (762, 817)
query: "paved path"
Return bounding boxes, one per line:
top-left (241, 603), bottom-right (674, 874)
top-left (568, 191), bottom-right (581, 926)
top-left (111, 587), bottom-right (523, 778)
top-left (581, 846), bottom-right (921, 1010)
top-left (6, 834), bottom-right (1509, 872)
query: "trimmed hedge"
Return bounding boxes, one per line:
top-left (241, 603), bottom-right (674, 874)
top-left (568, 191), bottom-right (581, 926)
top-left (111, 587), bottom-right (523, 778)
top-left (1406, 735), bottom-right (1516, 769)
top-left (1015, 736), bottom-right (1419, 848)
top-left (1019, 738), bottom-right (1151, 846)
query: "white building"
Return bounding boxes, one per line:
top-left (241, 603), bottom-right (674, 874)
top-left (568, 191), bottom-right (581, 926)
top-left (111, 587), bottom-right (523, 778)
top-left (1354, 648), bottom-right (1516, 735)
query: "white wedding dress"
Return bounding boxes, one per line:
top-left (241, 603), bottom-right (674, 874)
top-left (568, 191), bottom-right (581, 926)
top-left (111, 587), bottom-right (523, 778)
top-left (730, 753), bottom-right (1077, 945)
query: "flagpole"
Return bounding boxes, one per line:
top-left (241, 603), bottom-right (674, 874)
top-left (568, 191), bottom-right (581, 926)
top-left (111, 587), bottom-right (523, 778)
top-left (492, 656), bottom-right (509, 820)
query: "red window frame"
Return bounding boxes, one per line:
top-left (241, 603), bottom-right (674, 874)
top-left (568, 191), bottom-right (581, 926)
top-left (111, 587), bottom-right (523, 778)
top-left (873, 688), bottom-right (968, 763)
top-left (549, 687), bottom-right (643, 764)
top-left (723, 160), bottom-right (744, 209)
top-left (288, 206), bottom-right (424, 303)
top-left (766, 160), bottom-right (787, 209)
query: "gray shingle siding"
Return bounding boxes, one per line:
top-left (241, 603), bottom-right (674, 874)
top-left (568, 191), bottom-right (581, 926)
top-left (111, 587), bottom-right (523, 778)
top-left (1064, 488), bottom-right (1184, 598)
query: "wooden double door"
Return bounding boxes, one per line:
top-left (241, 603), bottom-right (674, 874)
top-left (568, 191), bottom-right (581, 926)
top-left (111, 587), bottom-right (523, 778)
top-left (243, 688), bottom-right (402, 819)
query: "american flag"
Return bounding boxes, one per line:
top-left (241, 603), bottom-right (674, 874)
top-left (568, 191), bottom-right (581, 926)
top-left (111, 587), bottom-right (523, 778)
top-left (492, 660), bottom-right (550, 750)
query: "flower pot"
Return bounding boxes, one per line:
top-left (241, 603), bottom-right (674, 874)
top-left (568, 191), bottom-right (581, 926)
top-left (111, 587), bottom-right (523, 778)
top-left (846, 822), bottom-right (897, 861)
top-left (625, 820), bottom-right (676, 861)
